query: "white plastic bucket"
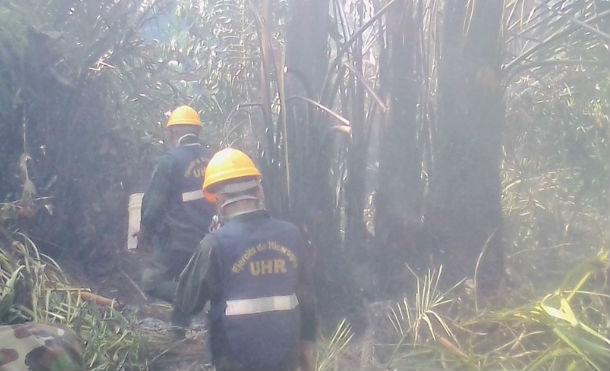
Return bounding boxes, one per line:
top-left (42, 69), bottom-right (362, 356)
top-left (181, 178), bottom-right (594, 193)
top-left (127, 193), bottom-right (144, 250)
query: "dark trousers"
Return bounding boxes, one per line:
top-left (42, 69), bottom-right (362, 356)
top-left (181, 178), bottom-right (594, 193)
top-left (141, 228), bottom-right (203, 302)
top-left (141, 248), bottom-right (193, 302)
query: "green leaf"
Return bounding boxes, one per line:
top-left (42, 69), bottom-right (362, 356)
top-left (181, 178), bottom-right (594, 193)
top-left (539, 297), bottom-right (578, 326)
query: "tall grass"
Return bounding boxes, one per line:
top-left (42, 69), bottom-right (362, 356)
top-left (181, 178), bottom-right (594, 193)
top-left (317, 252), bottom-right (609, 370)
top-left (0, 226), bottom-right (149, 370)
top-left (316, 319), bottom-right (355, 371)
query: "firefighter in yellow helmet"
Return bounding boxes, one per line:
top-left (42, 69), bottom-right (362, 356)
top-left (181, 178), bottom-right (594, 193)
top-left (137, 106), bottom-right (214, 302)
top-left (173, 148), bottom-right (317, 371)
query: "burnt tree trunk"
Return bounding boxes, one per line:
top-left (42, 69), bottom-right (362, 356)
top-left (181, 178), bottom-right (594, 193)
top-left (424, 0), bottom-right (505, 292)
top-left (375, 0), bottom-right (423, 281)
top-left (286, 0), bottom-right (369, 319)
top-left (255, 0), bottom-right (286, 214)
top-left (285, 0), bottom-right (330, 227)
top-left (285, 0), bottom-right (339, 272)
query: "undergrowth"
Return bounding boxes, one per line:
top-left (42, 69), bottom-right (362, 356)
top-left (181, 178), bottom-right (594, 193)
top-left (1, 203), bottom-right (150, 370)
top-left (317, 253), bottom-right (610, 370)
top-left (3, 199), bottom-right (608, 370)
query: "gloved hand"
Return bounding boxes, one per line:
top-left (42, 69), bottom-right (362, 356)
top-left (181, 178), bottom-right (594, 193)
top-left (298, 341), bottom-right (315, 371)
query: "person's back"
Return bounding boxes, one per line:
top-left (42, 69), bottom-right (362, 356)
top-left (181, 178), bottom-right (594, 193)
top-left (162, 142), bottom-right (214, 250)
top-left (173, 148), bottom-right (316, 371)
top-left (138, 106), bottom-right (214, 302)
top-left (209, 212), bottom-right (304, 370)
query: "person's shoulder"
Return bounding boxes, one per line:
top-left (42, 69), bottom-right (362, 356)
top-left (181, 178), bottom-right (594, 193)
top-left (150, 153), bottom-right (177, 176)
top-left (167, 146), bottom-right (186, 157)
top-left (159, 150), bottom-right (180, 164)
top-left (268, 216), bottom-right (301, 234)
top-left (198, 233), bottom-right (220, 253)
top-left (211, 220), bottom-right (247, 246)
top-left (208, 222), bottom-right (236, 239)
top-left (172, 143), bottom-right (210, 160)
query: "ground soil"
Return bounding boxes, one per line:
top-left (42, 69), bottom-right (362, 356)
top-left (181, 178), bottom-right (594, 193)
top-left (59, 249), bottom-right (210, 370)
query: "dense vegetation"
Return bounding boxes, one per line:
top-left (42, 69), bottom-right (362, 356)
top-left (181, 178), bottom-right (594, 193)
top-left (1, 0), bottom-right (609, 369)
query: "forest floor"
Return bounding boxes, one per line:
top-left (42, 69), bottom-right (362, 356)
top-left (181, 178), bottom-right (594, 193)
top-left (59, 250), bottom-right (211, 370)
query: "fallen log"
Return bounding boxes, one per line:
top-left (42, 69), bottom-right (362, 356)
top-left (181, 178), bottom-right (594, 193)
top-left (78, 290), bottom-right (123, 310)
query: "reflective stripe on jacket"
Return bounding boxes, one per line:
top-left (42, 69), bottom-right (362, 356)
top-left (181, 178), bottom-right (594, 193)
top-left (210, 212), bottom-right (304, 369)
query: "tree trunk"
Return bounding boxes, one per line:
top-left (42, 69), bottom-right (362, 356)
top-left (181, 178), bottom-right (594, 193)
top-left (424, 0), bottom-right (505, 292)
top-left (255, 0), bottom-right (285, 214)
top-left (344, 2), bottom-right (368, 253)
top-left (375, 0), bottom-right (422, 279)
top-left (285, 0), bottom-right (330, 226)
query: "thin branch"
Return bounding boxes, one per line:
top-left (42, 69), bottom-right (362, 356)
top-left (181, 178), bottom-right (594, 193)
top-left (320, 0), bottom-right (398, 101)
top-left (286, 96), bottom-right (351, 126)
top-left (120, 270), bottom-right (148, 302)
top-left (508, 58), bottom-right (605, 79)
top-left (504, 8), bottom-right (610, 72)
top-left (343, 62), bottom-right (388, 112)
top-left (340, 0), bottom-right (398, 53)
top-left (548, 5), bottom-right (610, 42)
top-left (474, 228), bottom-right (499, 312)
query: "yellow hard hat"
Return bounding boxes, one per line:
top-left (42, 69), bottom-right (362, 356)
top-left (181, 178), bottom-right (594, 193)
top-left (167, 105), bottom-right (202, 127)
top-left (203, 148), bottom-right (262, 193)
